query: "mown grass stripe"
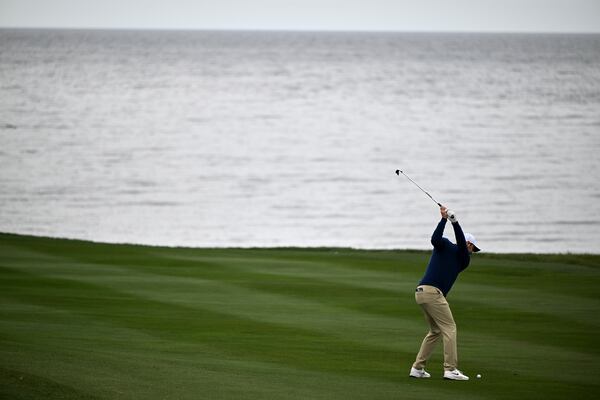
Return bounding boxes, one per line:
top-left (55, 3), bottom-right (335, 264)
top-left (1, 265), bottom-right (411, 381)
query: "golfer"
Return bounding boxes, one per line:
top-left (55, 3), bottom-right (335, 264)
top-left (409, 206), bottom-right (480, 381)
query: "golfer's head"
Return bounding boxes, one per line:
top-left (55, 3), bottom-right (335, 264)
top-left (465, 233), bottom-right (480, 254)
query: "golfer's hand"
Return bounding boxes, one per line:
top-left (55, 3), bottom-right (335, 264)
top-left (440, 206), bottom-right (448, 219)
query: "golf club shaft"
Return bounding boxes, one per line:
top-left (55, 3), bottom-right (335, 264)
top-left (395, 169), bottom-right (442, 207)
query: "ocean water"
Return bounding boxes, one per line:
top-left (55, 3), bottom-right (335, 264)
top-left (1, 29), bottom-right (599, 253)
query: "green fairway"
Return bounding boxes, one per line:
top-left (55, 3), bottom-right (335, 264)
top-left (1, 233), bottom-right (599, 399)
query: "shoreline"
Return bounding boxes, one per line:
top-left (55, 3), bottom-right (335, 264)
top-left (1, 231), bottom-right (599, 256)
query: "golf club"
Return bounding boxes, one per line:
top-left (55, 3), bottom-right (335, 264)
top-left (395, 169), bottom-right (442, 207)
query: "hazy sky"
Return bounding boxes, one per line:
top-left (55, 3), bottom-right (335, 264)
top-left (1, 0), bottom-right (599, 32)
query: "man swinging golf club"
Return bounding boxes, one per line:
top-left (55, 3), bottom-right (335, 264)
top-left (409, 205), bottom-right (480, 381)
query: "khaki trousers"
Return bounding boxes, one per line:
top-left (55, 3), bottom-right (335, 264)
top-left (412, 285), bottom-right (458, 371)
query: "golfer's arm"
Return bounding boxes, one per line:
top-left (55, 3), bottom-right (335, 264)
top-left (452, 222), bottom-right (470, 265)
top-left (453, 221), bottom-right (467, 249)
top-left (431, 218), bottom-right (446, 248)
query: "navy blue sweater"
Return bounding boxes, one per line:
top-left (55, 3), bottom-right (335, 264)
top-left (418, 218), bottom-right (470, 297)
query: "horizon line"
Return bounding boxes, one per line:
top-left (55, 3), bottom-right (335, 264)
top-left (2, 26), bottom-right (600, 35)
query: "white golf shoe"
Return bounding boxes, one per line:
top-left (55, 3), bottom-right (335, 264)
top-left (409, 367), bottom-right (431, 378)
top-left (443, 369), bottom-right (469, 380)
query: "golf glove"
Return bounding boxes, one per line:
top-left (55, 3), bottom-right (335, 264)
top-left (447, 210), bottom-right (458, 223)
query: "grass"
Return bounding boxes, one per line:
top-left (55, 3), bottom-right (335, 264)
top-left (1, 232), bottom-right (599, 399)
